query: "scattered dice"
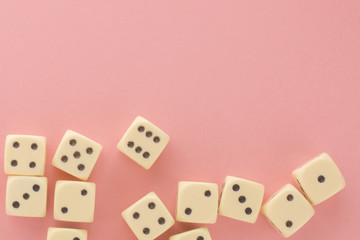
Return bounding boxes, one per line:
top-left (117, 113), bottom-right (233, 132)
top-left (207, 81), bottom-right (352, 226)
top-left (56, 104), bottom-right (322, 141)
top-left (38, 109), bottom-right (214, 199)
top-left (6, 176), bottom-right (48, 217)
top-left (292, 153), bottom-right (346, 205)
top-left (122, 192), bottom-right (175, 240)
top-left (176, 181), bottom-right (219, 224)
top-left (261, 184), bottom-right (315, 238)
top-left (47, 227), bottom-right (87, 240)
top-left (219, 176), bottom-right (264, 223)
top-left (117, 116), bottom-right (170, 170)
top-left (169, 227), bottom-right (212, 240)
top-left (4, 135), bottom-right (46, 176)
top-left (53, 180), bottom-right (96, 222)
top-left (52, 130), bottom-right (102, 180)
top-left (2, 128), bottom-right (348, 239)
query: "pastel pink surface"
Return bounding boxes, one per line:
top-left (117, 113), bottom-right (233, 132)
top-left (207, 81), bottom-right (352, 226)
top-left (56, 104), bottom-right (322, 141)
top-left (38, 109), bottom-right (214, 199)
top-left (0, 0), bottom-right (359, 239)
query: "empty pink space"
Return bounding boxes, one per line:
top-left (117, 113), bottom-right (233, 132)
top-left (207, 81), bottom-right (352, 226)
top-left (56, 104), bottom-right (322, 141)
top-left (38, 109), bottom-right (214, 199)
top-left (0, 0), bottom-right (359, 239)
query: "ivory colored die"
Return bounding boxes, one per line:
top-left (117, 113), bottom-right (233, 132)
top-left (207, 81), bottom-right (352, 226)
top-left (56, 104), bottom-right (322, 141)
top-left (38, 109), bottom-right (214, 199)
top-left (52, 130), bottom-right (102, 180)
top-left (47, 227), bottom-right (87, 240)
top-left (117, 116), bottom-right (170, 170)
top-left (292, 153), bottom-right (346, 205)
top-left (6, 176), bottom-right (48, 217)
top-left (261, 184), bottom-right (314, 238)
top-left (176, 181), bottom-right (219, 224)
top-left (219, 176), bottom-right (264, 223)
top-left (122, 192), bottom-right (175, 240)
top-left (169, 227), bottom-right (212, 240)
top-left (54, 180), bottom-right (96, 223)
top-left (4, 135), bottom-right (46, 176)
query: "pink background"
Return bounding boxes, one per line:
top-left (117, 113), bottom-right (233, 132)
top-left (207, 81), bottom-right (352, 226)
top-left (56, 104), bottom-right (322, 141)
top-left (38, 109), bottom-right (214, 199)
top-left (0, 1), bottom-right (359, 239)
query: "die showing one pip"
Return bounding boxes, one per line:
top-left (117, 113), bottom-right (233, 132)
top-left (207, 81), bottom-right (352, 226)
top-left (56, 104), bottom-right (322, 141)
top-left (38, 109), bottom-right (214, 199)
top-left (47, 227), bottom-right (87, 240)
top-left (176, 181), bottom-right (219, 224)
top-left (52, 130), bottom-right (102, 180)
top-left (169, 227), bottom-right (212, 240)
top-left (54, 180), bottom-right (96, 223)
top-left (292, 153), bottom-right (346, 205)
top-left (4, 135), bottom-right (46, 176)
top-left (261, 184), bottom-right (314, 238)
top-left (122, 192), bottom-right (175, 240)
top-left (117, 116), bottom-right (170, 170)
top-left (219, 176), bottom-right (264, 223)
top-left (6, 176), bottom-right (48, 217)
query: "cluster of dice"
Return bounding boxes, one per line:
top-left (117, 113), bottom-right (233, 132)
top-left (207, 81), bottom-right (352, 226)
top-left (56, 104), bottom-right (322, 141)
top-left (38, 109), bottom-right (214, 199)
top-left (4, 130), bottom-right (101, 240)
top-left (4, 116), bottom-right (346, 240)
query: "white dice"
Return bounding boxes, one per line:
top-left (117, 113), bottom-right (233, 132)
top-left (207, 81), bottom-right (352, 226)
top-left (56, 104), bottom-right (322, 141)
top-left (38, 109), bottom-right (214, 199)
top-left (4, 135), bottom-right (46, 176)
top-left (52, 130), bottom-right (102, 180)
top-left (219, 176), bottom-right (264, 223)
top-left (117, 116), bottom-right (170, 170)
top-left (176, 181), bottom-right (219, 224)
top-left (53, 180), bottom-right (96, 222)
top-left (47, 227), bottom-right (87, 240)
top-left (261, 184), bottom-right (315, 238)
top-left (169, 227), bottom-right (212, 240)
top-left (6, 176), bottom-right (48, 217)
top-left (292, 153), bottom-right (346, 205)
top-left (122, 192), bottom-right (175, 240)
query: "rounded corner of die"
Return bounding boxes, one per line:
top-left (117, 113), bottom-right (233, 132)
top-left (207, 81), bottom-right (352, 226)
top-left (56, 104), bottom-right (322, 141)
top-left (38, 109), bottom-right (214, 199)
top-left (142, 163), bottom-right (153, 170)
top-left (51, 157), bottom-right (59, 168)
top-left (210, 182), bottom-right (219, 189)
top-left (174, 214), bottom-right (182, 223)
top-left (162, 132), bottom-right (170, 143)
top-left (79, 175), bottom-right (90, 181)
top-left (4, 166), bottom-right (11, 176)
top-left (116, 140), bottom-right (125, 151)
top-left (283, 183), bottom-right (295, 190)
top-left (86, 216), bottom-right (94, 223)
top-left (255, 181), bottom-right (265, 191)
top-left (177, 181), bottom-right (187, 189)
top-left (64, 129), bottom-right (75, 136)
top-left (39, 135), bottom-right (47, 141)
top-left (260, 200), bottom-right (270, 214)
top-left (121, 208), bottom-right (130, 220)
top-left (54, 179), bottom-right (66, 189)
top-left (134, 115), bottom-right (146, 122)
top-left (308, 206), bottom-right (316, 216)
top-left (46, 227), bottom-right (54, 236)
top-left (167, 216), bottom-right (176, 227)
top-left (53, 213), bottom-right (62, 222)
top-left (37, 169), bottom-right (46, 178)
top-left (282, 232), bottom-right (293, 238)
top-left (223, 175), bottom-right (232, 182)
top-left (5, 134), bottom-right (16, 142)
top-left (40, 176), bottom-right (48, 184)
top-left (39, 211), bottom-right (47, 218)
top-left (86, 181), bottom-right (97, 191)
top-left (291, 168), bottom-right (298, 176)
top-left (145, 191), bottom-right (158, 200)
top-left (208, 215), bottom-right (218, 224)
top-left (5, 205), bottom-right (12, 216)
top-left (82, 229), bottom-right (89, 237)
top-left (6, 175), bottom-right (15, 183)
top-left (340, 178), bottom-right (346, 189)
top-left (319, 152), bottom-right (331, 159)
